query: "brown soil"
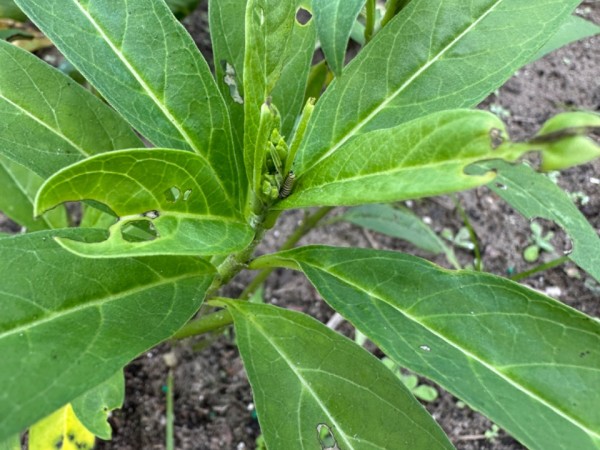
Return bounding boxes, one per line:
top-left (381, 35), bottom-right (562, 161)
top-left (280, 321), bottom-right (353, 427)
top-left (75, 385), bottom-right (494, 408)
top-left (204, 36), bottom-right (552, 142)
top-left (2, 2), bottom-right (599, 449)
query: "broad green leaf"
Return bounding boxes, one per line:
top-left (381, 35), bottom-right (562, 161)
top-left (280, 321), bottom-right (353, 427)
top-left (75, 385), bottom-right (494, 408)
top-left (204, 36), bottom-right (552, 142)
top-left (278, 110), bottom-right (523, 208)
top-left (71, 371), bottom-right (124, 440)
top-left (29, 404), bottom-right (95, 450)
top-left (0, 40), bottom-right (142, 178)
top-left (0, 0), bottom-right (25, 20)
top-left (0, 155), bottom-right (67, 231)
top-left (14, 0), bottom-right (243, 210)
top-left (0, 435), bottom-right (19, 450)
top-left (469, 160), bottom-right (600, 282)
top-left (35, 149), bottom-right (254, 257)
top-left (532, 15), bottom-right (600, 62)
top-left (221, 300), bottom-right (454, 450)
top-left (337, 204), bottom-right (450, 254)
top-left (252, 246), bottom-right (600, 450)
top-left (294, 0), bottom-right (581, 174)
top-left (243, 0), bottom-right (315, 191)
top-left (210, 0), bottom-right (248, 151)
top-left (0, 229), bottom-right (215, 441)
top-left (313, 0), bottom-right (366, 76)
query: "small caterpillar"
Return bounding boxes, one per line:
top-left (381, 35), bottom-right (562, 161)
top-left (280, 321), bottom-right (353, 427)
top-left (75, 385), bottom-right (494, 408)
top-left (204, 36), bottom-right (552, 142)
top-left (278, 171), bottom-right (295, 199)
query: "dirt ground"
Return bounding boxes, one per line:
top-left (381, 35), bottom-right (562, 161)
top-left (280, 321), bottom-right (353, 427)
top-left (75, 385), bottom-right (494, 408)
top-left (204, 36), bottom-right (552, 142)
top-left (2, 2), bottom-right (599, 449)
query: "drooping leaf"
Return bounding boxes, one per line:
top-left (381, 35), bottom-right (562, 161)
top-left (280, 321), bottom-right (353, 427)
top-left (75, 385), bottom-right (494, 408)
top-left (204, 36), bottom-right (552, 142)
top-left (243, 0), bottom-right (315, 191)
top-left (0, 40), bottom-right (142, 178)
top-left (29, 404), bottom-right (95, 450)
top-left (71, 371), bottom-right (124, 440)
top-left (469, 160), bottom-right (600, 282)
top-left (220, 300), bottom-right (454, 450)
top-left (337, 204), bottom-right (451, 254)
top-left (279, 110), bottom-right (520, 208)
top-left (251, 246), bottom-right (600, 450)
top-left (532, 15), bottom-right (600, 62)
top-left (14, 0), bottom-right (243, 210)
top-left (35, 149), bottom-right (254, 257)
top-left (0, 155), bottom-right (67, 231)
top-left (313, 0), bottom-right (366, 76)
top-left (294, 0), bottom-right (581, 174)
top-left (0, 229), bottom-right (215, 441)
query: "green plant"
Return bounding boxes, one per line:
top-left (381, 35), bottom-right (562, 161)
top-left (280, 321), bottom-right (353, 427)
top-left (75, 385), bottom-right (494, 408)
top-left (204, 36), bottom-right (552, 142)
top-left (1, 1), bottom-right (600, 449)
top-left (523, 220), bottom-right (556, 262)
top-left (381, 359), bottom-right (439, 402)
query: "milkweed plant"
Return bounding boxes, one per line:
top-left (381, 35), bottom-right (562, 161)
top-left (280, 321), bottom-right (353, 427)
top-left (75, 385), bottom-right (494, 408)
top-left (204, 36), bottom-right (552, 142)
top-left (1, 0), bottom-right (599, 449)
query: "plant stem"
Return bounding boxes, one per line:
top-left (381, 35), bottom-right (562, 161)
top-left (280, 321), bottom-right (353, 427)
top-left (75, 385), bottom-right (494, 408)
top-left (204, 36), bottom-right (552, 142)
top-left (173, 206), bottom-right (334, 340)
top-left (364, 0), bottom-right (376, 44)
top-left (240, 206), bottom-right (334, 299)
top-left (381, 0), bottom-right (411, 28)
top-left (452, 195), bottom-right (482, 271)
top-left (510, 256), bottom-right (569, 281)
top-left (166, 369), bottom-right (174, 450)
top-left (172, 309), bottom-right (233, 340)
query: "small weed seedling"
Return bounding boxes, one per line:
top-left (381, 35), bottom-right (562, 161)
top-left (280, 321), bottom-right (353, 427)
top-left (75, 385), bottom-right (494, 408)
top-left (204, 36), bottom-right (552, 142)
top-left (1, 1), bottom-right (600, 449)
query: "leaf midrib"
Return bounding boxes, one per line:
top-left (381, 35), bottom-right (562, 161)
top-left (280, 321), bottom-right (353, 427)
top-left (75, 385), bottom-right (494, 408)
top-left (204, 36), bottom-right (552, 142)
top-left (69, 0), bottom-right (200, 155)
top-left (0, 93), bottom-right (90, 157)
top-left (246, 313), bottom-right (357, 450)
top-left (0, 270), bottom-right (208, 341)
top-left (304, 259), bottom-right (600, 440)
top-left (302, 0), bottom-right (504, 174)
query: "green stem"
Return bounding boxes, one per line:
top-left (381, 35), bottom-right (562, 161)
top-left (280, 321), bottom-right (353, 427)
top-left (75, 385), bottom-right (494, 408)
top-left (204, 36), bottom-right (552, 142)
top-left (452, 195), bottom-right (482, 271)
top-left (172, 309), bottom-right (233, 340)
top-left (166, 369), bottom-right (174, 450)
top-left (240, 206), bottom-right (334, 299)
top-left (364, 0), bottom-right (376, 44)
top-left (510, 256), bottom-right (569, 282)
top-left (381, 0), bottom-right (410, 27)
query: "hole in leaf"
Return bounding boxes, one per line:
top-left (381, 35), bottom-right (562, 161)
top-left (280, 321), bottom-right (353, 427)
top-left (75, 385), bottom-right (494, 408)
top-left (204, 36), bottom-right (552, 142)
top-left (316, 423), bottom-right (338, 449)
top-left (164, 186), bottom-right (181, 202)
top-left (296, 7), bottom-right (312, 26)
top-left (121, 219), bottom-right (158, 242)
top-left (222, 61), bottom-right (244, 104)
top-left (183, 189), bottom-right (192, 201)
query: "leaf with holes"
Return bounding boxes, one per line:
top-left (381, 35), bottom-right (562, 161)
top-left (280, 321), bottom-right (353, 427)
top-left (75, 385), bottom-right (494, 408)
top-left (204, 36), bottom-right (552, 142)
top-left (251, 246), bottom-right (600, 450)
top-left (35, 149), bottom-right (254, 257)
top-left (0, 40), bottom-right (142, 178)
top-left (29, 404), bottom-right (95, 450)
top-left (0, 229), bottom-right (215, 441)
top-left (294, 0), bottom-right (581, 175)
top-left (219, 300), bottom-right (454, 450)
top-left (71, 371), bottom-right (124, 440)
top-left (470, 160), bottom-right (600, 282)
top-left (278, 110), bottom-right (523, 208)
top-left (313, 0), bottom-right (366, 76)
top-left (210, 0), bottom-right (248, 151)
top-left (14, 0), bottom-right (243, 210)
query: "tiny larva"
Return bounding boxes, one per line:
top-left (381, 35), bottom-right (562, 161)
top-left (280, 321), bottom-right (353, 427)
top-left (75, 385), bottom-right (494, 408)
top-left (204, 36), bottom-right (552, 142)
top-left (278, 171), bottom-right (296, 199)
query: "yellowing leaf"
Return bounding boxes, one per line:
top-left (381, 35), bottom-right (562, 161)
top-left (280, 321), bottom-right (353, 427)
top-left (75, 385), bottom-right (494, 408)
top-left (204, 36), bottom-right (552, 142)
top-left (29, 404), bottom-right (94, 450)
